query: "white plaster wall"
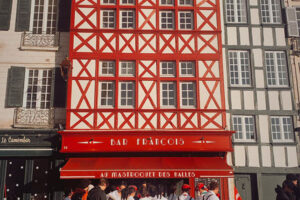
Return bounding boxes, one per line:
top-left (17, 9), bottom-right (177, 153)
top-left (261, 146), bottom-right (272, 167)
top-left (252, 49), bottom-right (263, 67)
top-left (263, 28), bottom-right (274, 46)
top-left (268, 91), bottom-right (280, 110)
top-left (244, 91), bottom-right (254, 110)
top-left (231, 90), bottom-right (241, 109)
top-left (248, 146), bottom-right (260, 167)
top-left (280, 91), bottom-right (293, 110)
top-left (257, 91), bottom-right (266, 110)
top-left (227, 27), bottom-right (237, 45)
top-left (255, 69), bottom-right (265, 88)
top-left (259, 115), bottom-right (270, 143)
top-left (0, 0), bottom-right (70, 128)
top-left (234, 145), bottom-right (246, 166)
top-left (239, 27), bottom-right (250, 45)
top-left (273, 146), bottom-right (286, 167)
top-left (252, 28), bottom-right (261, 46)
top-left (275, 28), bottom-right (286, 46)
top-left (250, 9), bottom-right (260, 25)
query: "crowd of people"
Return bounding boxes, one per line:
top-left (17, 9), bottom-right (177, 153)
top-left (64, 179), bottom-right (221, 200)
top-left (275, 174), bottom-right (300, 200)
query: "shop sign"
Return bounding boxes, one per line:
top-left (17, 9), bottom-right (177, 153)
top-left (60, 131), bottom-right (233, 153)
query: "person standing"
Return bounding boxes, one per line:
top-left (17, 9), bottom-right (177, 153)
top-left (275, 180), bottom-right (297, 200)
top-left (202, 182), bottom-right (219, 200)
top-left (178, 184), bottom-right (193, 200)
top-left (195, 183), bottom-right (208, 200)
top-left (108, 182), bottom-right (127, 200)
top-left (121, 185), bottom-right (137, 200)
top-left (87, 178), bottom-right (108, 200)
top-left (168, 185), bottom-right (177, 200)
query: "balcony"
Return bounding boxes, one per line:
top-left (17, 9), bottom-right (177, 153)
top-left (13, 108), bottom-right (55, 129)
top-left (20, 32), bottom-right (59, 51)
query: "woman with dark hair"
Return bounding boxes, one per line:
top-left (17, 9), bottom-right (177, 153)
top-left (108, 181), bottom-right (127, 200)
top-left (168, 185), bottom-right (177, 200)
top-left (122, 185), bottom-right (137, 200)
top-left (155, 184), bottom-right (167, 200)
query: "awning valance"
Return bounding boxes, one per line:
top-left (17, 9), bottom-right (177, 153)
top-left (60, 157), bottom-right (233, 179)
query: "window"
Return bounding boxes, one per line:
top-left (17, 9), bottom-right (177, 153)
top-left (161, 61), bottom-right (176, 77)
top-left (120, 10), bottom-right (135, 29)
top-left (119, 82), bottom-right (135, 107)
top-left (161, 82), bottom-right (176, 107)
top-left (160, 11), bottom-right (174, 29)
top-left (296, 8), bottom-right (300, 34)
top-left (161, 0), bottom-right (173, 5)
top-left (225, 0), bottom-right (247, 23)
top-left (179, 11), bottom-right (193, 30)
top-left (30, 0), bottom-right (58, 34)
top-left (100, 61), bottom-right (115, 76)
top-left (101, 10), bottom-right (116, 28)
top-left (260, 0), bottom-right (281, 24)
top-left (121, 0), bottom-right (135, 4)
top-left (265, 51), bottom-right (288, 87)
top-left (99, 82), bottom-right (115, 107)
top-left (232, 116), bottom-right (256, 142)
top-left (271, 116), bottom-right (294, 142)
top-left (180, 82), bottom-right (196, 107)
top-left (120, 61), bottom-right (135, 76)
top-left (24, 69), bottom-right (52, 109)
top-left (179, 0), bottom-right (193, 6)
top-left (228, 51), bottom-right (251, 86)
top-left (180, 62), bottom-right (195, 76)
top-left (102, 0), bottom-right (116, 4)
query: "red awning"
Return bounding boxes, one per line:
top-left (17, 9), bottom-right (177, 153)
top-left (60, 157), bottom-right (233, 179)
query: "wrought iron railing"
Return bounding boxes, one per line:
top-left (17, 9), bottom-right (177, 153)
top-left (13, 108), bottom-right (55, 128)
top-left (21, 32), bottom-right (59, 48)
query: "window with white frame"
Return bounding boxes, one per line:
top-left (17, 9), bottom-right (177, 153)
top-left (160, 11), bottom-right (174, 29)
top-left (120, 61), bottom-right (135, 76)
top-left (102, 0), bottom-right (116, 4)
top-left (161, 82), bottom-right (176, 107)
top-left (120, 10), bottom-right (135, 29)
top-left (232, 115), bottom-right (256, 142)
top-left (161, 0), bottom-right (173, 5)
top-left (260, 0), bottom-right (281, 24)
top-left (228, 51), bottom-right (251, 86)
top-left (101, 10), bottom-right (116, 28)
top-left (161, 61), bottom-right (176, 77)
top-left (119, 82), bottom-right (135, 107)
top-left (179, 11), bottom-right (193, 30)
top-left (180, 82), bottom-right (196, 107)
top-left (24, 69), bottom-right (53, 109)
top-left (179, 0), bottom-right (193, 6)
top-left (225, 0), bottom-right (247, 23)
top-left (99, 82), bottom-right (115, 107)
top-left (121, 0), bottom-right (135, 5)
top-left (180, 62), bottom-right (195, 76)
top-left (100, 61), bottom-right (115, 76)
top-left (296, 8), bottom-right (300, 35)
top-left (265, 51), bottom-right (288, 87)
top-left (30, 0), bottom-right (58, 34)
top-left (271, 116), bottom-right (294, 142)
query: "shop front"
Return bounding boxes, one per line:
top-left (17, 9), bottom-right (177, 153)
top-left (59, 131), bottom-right (234, 199)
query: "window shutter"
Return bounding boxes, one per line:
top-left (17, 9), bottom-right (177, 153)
top-left (53, 67), bottom-right (66, 107)
top-left (285, 7), bottom-right (299, 37)
top-left (15, 0), bottom-right (31, 32)
top-left (0, 0), bottom-right (12, 30)
top-left (58, 0), bottom-right (72, 32)
top-left (5, 66), bottom-right (25, 108)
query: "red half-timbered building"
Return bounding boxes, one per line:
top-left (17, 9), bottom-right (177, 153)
top-left (60, 0), bottom-right (234, 198)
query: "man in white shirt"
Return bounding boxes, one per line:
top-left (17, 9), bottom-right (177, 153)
top-left (202, 182), bottom-right (219, 200)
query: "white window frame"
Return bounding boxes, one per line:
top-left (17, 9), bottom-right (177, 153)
top-left (119, 82), bottom-right (135, 108)
top-left (160, 61), bottom-right (176, 77)
top-left (260, 0), bottom-right (281, 24)
top-left (99, 81), bottom-right (115, 108)
top-left (232, 115), bottom-right (256, 142)
top-left (99, 61), bottom-right (115, 76)
top-left (228, 50), bottom-right (251, 86)
top-left (160, 82), bottom-right (177, 108)
top-left (178, 11), bottom-right (194, 30)
top-left (101, 0), bottom-right (116, 4)
top-left (100, 10), bottom-right (116, 29)
top-left (178, 0), bottom-right (193, 6)
top-left (120, 10), bottom-right (135, 29)
top-left (120, 0), bottom-right (135, 5)
top-left (265, 51), bottom-right (289, 87)
top-left (29, 0), bottom-right (58, 34)
top-left (179, 61), bottom-right (195, 77)
top-left (23, 68), bottom-right (53, 109)
top-left (271, 116), bottom-right (294, 143)
top-left (160, 0), bottom-right (174, 6)
top-left (225, 0), bottom-right (247, 23)
top-left (180, 82), bottom-right (196, 108)
top-left (119, 61), bottom-right (135, 77)
top-left (160, 11), bottom-right (175, 30)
